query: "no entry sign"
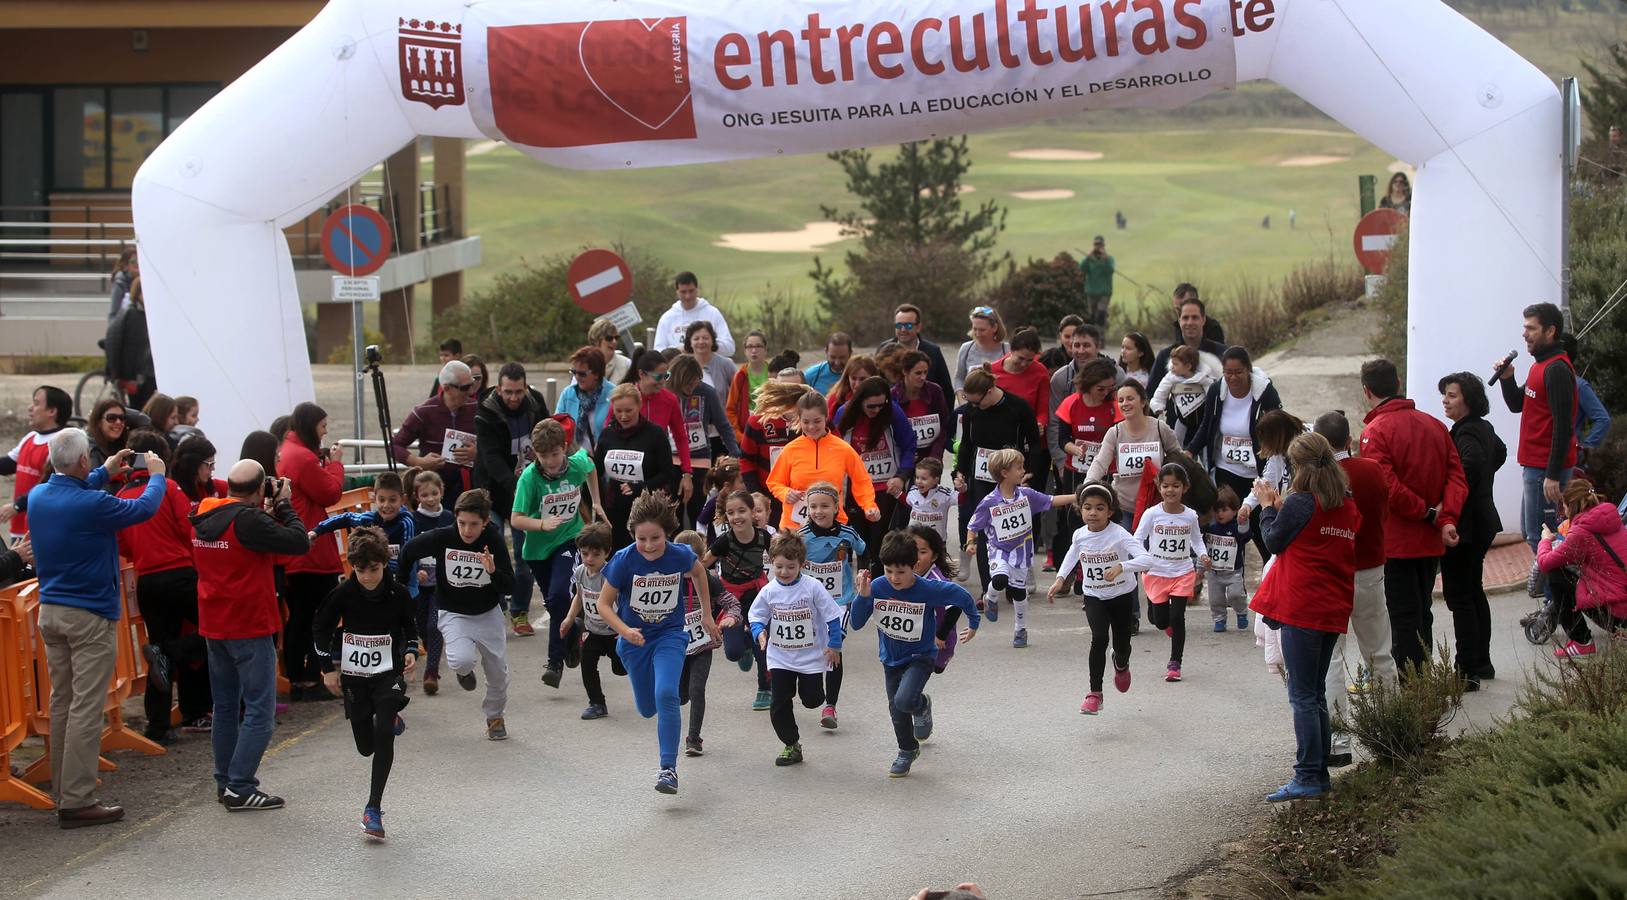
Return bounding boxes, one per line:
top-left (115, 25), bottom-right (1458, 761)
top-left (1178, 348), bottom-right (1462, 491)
top-left (567, 248), bottom-right (633, 315)
top-left (1353, 208), bottom-right (1406, 275)
top-left (321, 204), bottom-right (394, 276)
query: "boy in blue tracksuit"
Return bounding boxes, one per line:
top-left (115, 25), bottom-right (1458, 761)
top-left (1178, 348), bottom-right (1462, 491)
top-left (311, 472), bottom-right (417, 594)
top-left (850, 530), bottom-right (980, 778)
top-left (796, 481), bottom-right (865, 729)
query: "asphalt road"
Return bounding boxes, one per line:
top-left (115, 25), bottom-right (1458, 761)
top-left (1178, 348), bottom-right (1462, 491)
top-left (16, 585), bottom-right (1544, 900)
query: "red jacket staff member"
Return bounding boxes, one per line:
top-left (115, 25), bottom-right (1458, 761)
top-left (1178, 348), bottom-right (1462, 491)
top-left (0, 385), bottom-right (72, 538)
top-left (1494, 301), bottom-right (1578, 551)
top-left (1249, 433), bottom-right (1361, 803)
top-left (1357, 359), bottom-right (1467, 678)
top-left (279, 401), bottom-right (345, 701)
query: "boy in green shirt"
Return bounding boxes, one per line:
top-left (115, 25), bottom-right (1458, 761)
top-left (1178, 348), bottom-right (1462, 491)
top-left (510, 417), bottom-right (607, 687)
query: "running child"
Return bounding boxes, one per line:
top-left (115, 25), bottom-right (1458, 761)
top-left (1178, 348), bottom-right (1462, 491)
top-left (905, 457), bottom-right (956, 546)
top-left (309, 471), bottom-right (417, 586)
top-left (511, 418), bottom-right (605, 687)
top-left (1203, 486), bottom-right (1250, 632)
top-left (704, 489), bottom-right (774, 708)
top-left (674, 530), bottom-right (744, 758)
top-left (1049, 484), bottom-right (1155, 715)
top-left (906, 524), bottom-right (962, 674)
top-left (397, 488), bottom-right (515, 740)
top-left (1132, 463), bottom-right (1209, 683)
top-left (752, 493), bottom-right (778, 536)
top-left (594, 492), bottom-right (719, 795)
top-left (748, 532), bottom-right (845, 767)
top-left (964, 448), bottom-right (1077, 648)
top-left (313, 527), bottom-right (420, 840)
top-left (408, 469), bottom-right (453, 694)
top-left (798, 481), bottom-right (865, 729)
top-left (562, 523), bottom-right (626, 720)
top-left (849, 531), bottom-right (980, 777)
top-left (697, 461), bottom-right (742, 545)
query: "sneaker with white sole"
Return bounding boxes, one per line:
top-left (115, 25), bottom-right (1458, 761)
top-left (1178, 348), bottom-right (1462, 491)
top-left (912, 693), bottom-right (933, 740)
top-left (820, 705), bottom-right (838, 729)
top-left (1165, 662), bottom-right (1182, 682)
top-left (361, 805), bottom-right (385, 840)
top-left (1554, 640), bottom-right (1598, 658)
top-left (222, 788), bottom-right (285, 811)
top-left (1080, 692), bottom-right (1103, 715)
top-left (655, 767), bottom-right (679, 794)
top-left (684, 736), bottom-right (703, 757)
top-left (888, 750), bottom-right (919, 777)
top-left (486, 716), bottom-right (508, 741)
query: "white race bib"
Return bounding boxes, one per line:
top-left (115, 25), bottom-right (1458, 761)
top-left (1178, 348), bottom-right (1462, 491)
top-left (990, 496), bottom-right (1033, 544)
top-left (1117, 441), bottom-right (1158, 476)
top-left (1076, 550), bottom-right (1125, 593)
top-left (388, 543), bottom-right (400, 561)
top-left (874, 598), bottom-right (926, 641)
top-left (684, 609), bottom-right (711, 654)
top-left (1208, 535), bottom-right (1238, 570)
top-left (769, 605), bottom-right (816, 650)
top-left (1172, 389), bottom-right (1205, 419)
top-left (769, 443), bottom-right (786, 470)
top-left (908, 414), bottom-right (940, 448)
top-left (1221, 435), bottom-right (1255, 470)
top-left (443, 429), bottom-right (476, 467)
top-left (974, 447), bottom-right (996, 483)
top-left (787, 500), bottom-right (809, 527)
top-left (861, 448), bottom-right (897, 482)
top-left (604, 449), bottom-right (644, 483)
top-left (630, 572), bottom-right (682, 622)
top-left (1068, 441), bottom-right (1102, 474)
top-left (687, 422), bottom-right (707, 452)
top-left (1151, 524), bottom-right (1192, 561)
top-left (804, 560), bottom-right (843, 599)
top-left (540, 486), bottom-right (581, 522)
top-left (910, 507), bottom-right (946, 526)
top-left (581, 583), bottom-right (606, 629)
top-left (340, 632), bottom-right (393, 677)
top-left (445, 549), bottom-right (491, 588)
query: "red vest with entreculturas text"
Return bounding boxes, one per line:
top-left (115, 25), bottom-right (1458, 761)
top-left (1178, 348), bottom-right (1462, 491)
top-left (1518, 352), bottom-right (1578, 471)
top-left (1249, 496), bottom-right (1361, 634)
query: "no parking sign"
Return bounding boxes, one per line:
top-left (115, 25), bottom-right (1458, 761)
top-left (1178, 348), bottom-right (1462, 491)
top-left (321, 204), bottom-right (394, 276)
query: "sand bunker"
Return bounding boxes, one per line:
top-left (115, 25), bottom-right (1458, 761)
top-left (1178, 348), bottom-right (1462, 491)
top-left (1008, 149), bottom-right (1104, 161)
top-left (714, 221), bottom-right (850, 253)
top-left (1011, 189), bottom-right (1076, 200)
top-left (921, 184), bottom-right (977, 197)
top-left (1278, 155), bottom-right (1350, 167)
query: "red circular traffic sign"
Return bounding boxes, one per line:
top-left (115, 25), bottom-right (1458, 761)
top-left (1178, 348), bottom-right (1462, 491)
top-left (321, 204), bottom-right (394, 276)
top-left (1353, 208), bottom-right (1406, 275)
top-left (567, 248), bottom-right (633, 315)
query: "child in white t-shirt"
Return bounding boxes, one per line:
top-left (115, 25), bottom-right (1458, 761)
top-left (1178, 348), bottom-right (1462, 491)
top-left (905, 457), bottom-right (956, 546)
top-left (749, 532), bottom-right (845, 767)
top-left (1133, 463), bottom-right (1209, 684)
top-left (1051, 483), bottom-right (1156, 715)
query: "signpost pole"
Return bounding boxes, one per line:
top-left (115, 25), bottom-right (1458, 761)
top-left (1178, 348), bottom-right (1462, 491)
top-left (352, 296), bottom-right (366, 462)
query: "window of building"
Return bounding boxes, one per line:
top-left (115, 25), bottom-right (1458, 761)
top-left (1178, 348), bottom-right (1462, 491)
top-left (30, 83), bottom-right (218, 192)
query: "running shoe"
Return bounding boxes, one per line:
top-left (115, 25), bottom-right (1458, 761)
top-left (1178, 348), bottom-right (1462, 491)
top-left (1213, 620), bottom-right (1227, 633)
top-left (1080, 692), bottom-right (1103, 715)
top-left (684, 736), bottom-right (704, 757)
top-left (912, 693), bottom-right (933, 740)
top-left (512, 613), bottom-right (534, 637)
top-left (486, 716), bottom-right (508, 741)
top-left (222, 788), bottom-right (285, 811)
top-left (361, 805), bottom-right (385, 841)
top-left (1165, 662), bottom-right (1182, 682)
top-left (180, 714), bottom-right (213, 734)
top-left (752, 690), bottom-right (772, 711)
top-left (887, 750), bottom-right (919, 778)
top-left (820, 705), bottom-right (838, 729)
top-left (565, 633), bottom-right (582, 669)
top-left (737, 652), bottom-right (754, 673)
top-left (1011, 629), bottom-right (1028, 649)
top-left (655, 767), bottom-right (679, 794)
top-left (1113, 664), bottom-right (1132, 693)
top-left (422, 673), bottom-right (439, 695)
top-left (983, 590), bottom-right (999, 623)
top-left (392, 715), bottom-right (406, 737)
top-left (1164, 627), bottom-right (1174, 638)
top-left (1266, 779), bottom-right (1327, 803)
top-left (141, 643), bottom-right (172, 694)
top-left (457, 671), bottom-right (477, 691)
top-left (541, 666), bottom-right (563, 689)
top-left (776, 743), bottom-right (804, 766)
top-left (1555, 640), bottom-right (1598, 658)
top-left (1237, 614), bottom-right (1249, 630)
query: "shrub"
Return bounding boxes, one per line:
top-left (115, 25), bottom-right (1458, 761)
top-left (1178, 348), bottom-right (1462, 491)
top-left (1568, 177), bottom-right (1627, 414)
top-left (1265, 756), bottom-right (1443, 893)
top-left (812, 237), bottom-right (994, 345)
top-left (1582, 419), bottom-right (1627, 502)
top-left (1281, 257), bottom-right (1366, 319)
top-left (432, 245), bottom-right (672, 361)
top-left (325, 327), bottom-right (389, 365)
top-left (729, 289), bottom-right (829, 355)
top-left (985, 252), bottom-right (1085, 333)
top-left (1336, 645), bottom-right (1464, 767)
top-left (1212, 271), bottom-right (1288, 355)
top-left (1367, 222), bottom-right (1409, 380)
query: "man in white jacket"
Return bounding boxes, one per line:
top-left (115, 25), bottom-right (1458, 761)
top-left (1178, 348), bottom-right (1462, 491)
top-left (653, 272), bottom-right (735, 357)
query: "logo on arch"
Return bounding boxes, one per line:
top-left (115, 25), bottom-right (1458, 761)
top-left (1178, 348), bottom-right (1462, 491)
top-left (489, 18), bottom-right (697, 148)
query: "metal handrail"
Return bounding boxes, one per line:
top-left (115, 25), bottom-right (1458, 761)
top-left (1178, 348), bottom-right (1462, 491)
top-left (0, 238), bottom-right (134, 247)
top-left (0, 272), bottom-right (112, 280)
top-left (0, 222), bottom-right (134, 230)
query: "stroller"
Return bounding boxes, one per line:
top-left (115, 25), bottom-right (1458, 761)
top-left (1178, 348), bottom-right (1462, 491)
top-left (1521, 561), bottom-right (1623, 646)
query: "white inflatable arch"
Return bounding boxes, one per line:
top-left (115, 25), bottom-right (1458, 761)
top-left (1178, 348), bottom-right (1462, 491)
top-left (133, 0), bottom-right (1559, 515)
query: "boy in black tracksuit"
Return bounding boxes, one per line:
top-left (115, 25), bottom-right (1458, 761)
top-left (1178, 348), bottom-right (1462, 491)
top-left (315, 527), bottom-right (420, 841)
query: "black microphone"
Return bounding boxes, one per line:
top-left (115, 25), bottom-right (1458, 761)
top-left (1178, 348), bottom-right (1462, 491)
top-left (1487, 350), bottom-right (1518, 386)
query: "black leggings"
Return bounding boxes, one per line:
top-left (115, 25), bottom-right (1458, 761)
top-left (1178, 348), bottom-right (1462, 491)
top-left (769, 668), bottom-right (826, 746)
top-left (736, 587), bottom-right (770, 691)
top-left (679, 651), bottom-right (713, 740)
top-left (1147, 597), bottom-right (1189, 665)
top-left (343, 675), bottom-right (409, 809)
top-left (960, 479), bottom-right (996, 589)
top-left (1084, 590), bottom-right (1137, 692)
top-left (136, 567), bottom-right (211, 729)
top-left (580, 632), bottom-right (625, 706)
top-left (849, 489), bottom-right (901, 576)
top-left (284, 572), bottom-right (339, 684)
top-left (990, 573), bottom-right (1027, 605)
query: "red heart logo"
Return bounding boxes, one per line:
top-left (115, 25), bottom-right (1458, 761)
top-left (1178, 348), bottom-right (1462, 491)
top-left (578, 18), bottom-right (691, 133)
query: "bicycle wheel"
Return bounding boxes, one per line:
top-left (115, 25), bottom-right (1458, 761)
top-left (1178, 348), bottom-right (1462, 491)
top-left (75, 369), bottom-right (121, 417)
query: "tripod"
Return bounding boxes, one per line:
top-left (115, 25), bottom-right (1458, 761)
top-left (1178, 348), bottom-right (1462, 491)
top-left (366, 358), bottom-right (398, 473)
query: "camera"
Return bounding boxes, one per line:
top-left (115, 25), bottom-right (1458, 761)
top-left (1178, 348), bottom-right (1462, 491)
top-left (365, 344), bottom-right (383, 366)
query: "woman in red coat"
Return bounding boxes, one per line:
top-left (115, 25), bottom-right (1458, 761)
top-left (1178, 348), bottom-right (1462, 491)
top-left (1249, 433), bottom-right (1361, 803)
top-left (278, 401), bottom-right (345, 701)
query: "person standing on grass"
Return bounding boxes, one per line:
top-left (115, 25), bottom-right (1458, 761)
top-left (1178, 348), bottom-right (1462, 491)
top-left (654, 272), bottom-right (735, 356)
top-left (1080, 236), bottom-right (1115, 328)
top-left (32, 433), bottom-right (166, 828)
top-left (879, 304), bottom-right (955, 405)
top-left (1358, 359), bottom-right (1467, 678)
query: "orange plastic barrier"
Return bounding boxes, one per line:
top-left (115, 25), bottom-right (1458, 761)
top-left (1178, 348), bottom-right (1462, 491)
top-left (0, 581), bottom-right (51, 809)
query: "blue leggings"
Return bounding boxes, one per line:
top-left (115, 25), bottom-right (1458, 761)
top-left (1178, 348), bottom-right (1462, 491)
top-left (617, 628), bottom-right (687, 768)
